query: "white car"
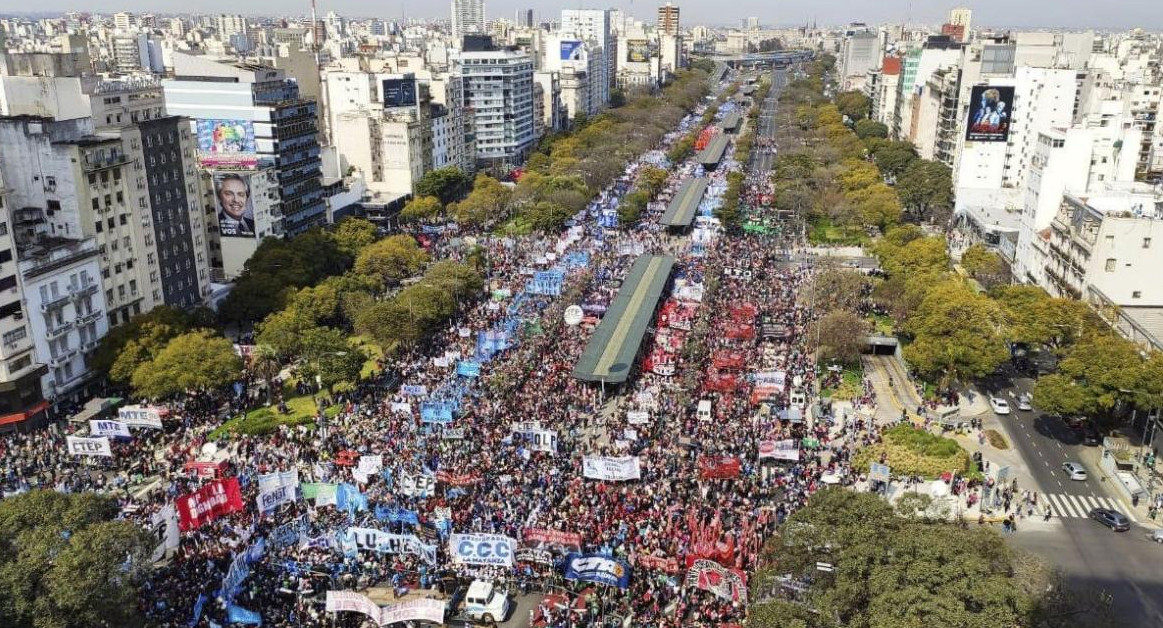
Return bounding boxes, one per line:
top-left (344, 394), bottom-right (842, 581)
top-left (989, 397), bottom-right (1011, 415)
top-left (1062, 461), bottom-right (1088, 481)
top-left (1016, 394), bottom-right (1033, 411)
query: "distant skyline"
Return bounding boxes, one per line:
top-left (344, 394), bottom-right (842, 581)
top-left (0, 0), bottom-right (1161, 31)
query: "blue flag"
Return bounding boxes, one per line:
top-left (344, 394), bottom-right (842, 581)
top-left (189, 593), bottom-right (206, 627)
top-left (227, 604), bottom-right (262, 626)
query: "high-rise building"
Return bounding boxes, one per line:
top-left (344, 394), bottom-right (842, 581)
top-left (217, 14), bottom-right (248, 39)
top-left (165, 53), bottom-right (325, 242)
top-left (113, 12), bottom-right (135, 32)
top-left (561, 9), bottom-right (612, 108)
top-left (948, 7), bottom-right (973, 31)
top-left (452, 0), bottom-right (486, 41)
top-left (516, 9), bottom-right (534, 28)
top-left (658, 3), bottom-right (680, 37)
top-left (0, 168), bottom-right (47, 430)
top-left (456, 42), bottom-right (536, 167)
top-left (745, 17), bottom-right (759, 30)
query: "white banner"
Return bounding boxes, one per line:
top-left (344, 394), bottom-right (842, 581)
top-left (357, 455), bottom-right (383, 475)
top-left (442, 428), bottom-right (466, 440)
top-left (66, 436), bottom-right (112, 457)
top-left (325, 590), bottom-right (382, 625)
top-left (346, 528), bottom-right (437, 565)
top-left (379, 598), bottom-right (446, 625)
top-left (148, 504), bottom-right (180, 562)
top-left (390, 402), bottom-right (412, 414)
top-left (257, 484), bottom-right (296, 514)
top-left (771, 438), bottom-right (800, 461)
top-left (627, 410), bottom-right (651, 425)
top-left (118, 405), bottom-right (164, 429)
top-left (449, 533), bottom-right (517, 567)
top-left (513, 426), bottom-right (558, 454)
top-left (755, 370), bottom-right (787, 387)
top-left (257, 470), bottom-right (300, 514)
top-left (582, 456), bottom-right (641, 481)
top-left (398, 473), bottom-right (436, 498)
top-left (90, 419), bottom-right (130, 438)
top-left (258, 470), bottom-right (300, 494)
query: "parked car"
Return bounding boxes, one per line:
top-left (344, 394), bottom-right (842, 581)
top-left (1016, 394), bottom-right (1033, 411)
top-left (1062, 461), bottom-right (1088, 481)
top-left (1089, 508), bottom-right (1131, 532)
top-left (1082, 425), bottom-right (1102, 447)
top-left (989, 397), bottom-right (1011, 415)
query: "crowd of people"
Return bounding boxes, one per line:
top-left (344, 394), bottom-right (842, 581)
top-left (0, 70), bottom-right (891, 628)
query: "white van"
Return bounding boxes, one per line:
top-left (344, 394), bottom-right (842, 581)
top-left (789, 389), bottom-right (807, 408)
top-left (697, 399), bottom-right (713, 422)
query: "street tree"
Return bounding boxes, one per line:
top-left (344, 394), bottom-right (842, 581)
top-left (91, 306), bottom-right (193, 382)
top-left (811, 268), bottom-right (869, 314)
top-left (851, 182), bottom-right (901, 231)
top-left (131, 330), bottom-right (242, 399)
top-left (960, 243), bottom-right (1010, 289)
top-left (896, 159), bottom-right (954, 222)
top-left (354, 234), bottom-right (429, 287)
top-left (991, 284), bottom-right (1093, 347)
top-left (399, 195), bottom-right (443, 222)
top-left (0, 490), bottom-right (154, 628)
top-left (415, 166), bottom-right (472, 204)
top-left (870, 140), bottom-right (917, 177)
top-left (451, 175), bottom-right (513, 226)
top-left (815, 310), bottom-right (871, 365)
top-left (834, 90), bottom-right (872, 120)
top-left (853, 119), bottom-right (888, 139)
top-left (902, 279), bottom-right (1011, 385)
top-left (297, 326), bottom-right (367, 392)
top-left (330, 217), bottom-right (378, 258)
top-left (1033, 332), bottom-right (1146, 423)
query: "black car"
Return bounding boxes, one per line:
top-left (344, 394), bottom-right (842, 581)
top-left (1081, 425), bottom-right (1102, 447)
top-left (1089, 507), bottom-right (1131, 532)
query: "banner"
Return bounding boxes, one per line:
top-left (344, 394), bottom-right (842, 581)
top-left (90, 419), bottom-right (130, 438)
top-left (226, 604), bottom-right (262, 626)
top-left (66, 435), bottom-right (112, 457)
top-left (456, 360), bottom-right (481, 378)
top-left (257, 470), bottom-right (300, 514)
top-left (337, 483), bottom-right (368, 513)
top-left (401, 384), bottom-right (428, 396)
top-left (344, 528), bottom-right (437, 565)
top-left (399, 473), bottom-right (436, 498)
top-left (176, 478), bottom-right (244, 531)
top-left (326, 590), bottom-right (381, 624)
top-left (118, 405), bottom-right (164, 429)
top-left (442, 428), bottom-right (466, 440)
top-left (966, 84), bottom-right (1014, 142)
top-left (686, 558), bottom-right (747, 603)
top-left (258, 469), bottom-right (300, 495)
top-left (420, 402), bottom-right (454, 424)
top-left (435, 470), bottom-right (480, 487)
top-left (148, 504), bottom-right (180, 562)
top-left (302, 482), bottom-right (338, 507)
top-left (697, 456), bottom-right (742, 480)
top-left (515, 547), bottom-right (554, 565)
top-left (524, 527), bottom-right (582, 551)
top-left (637, 554), bottom-right (680, 574)
top-left (513, 427), bottom-right (558, 454)
top-left (257, 484), bottom-right (296, 514)
top-left (627, 410), bottom-right (651, 425)
top-left (582, 456), bottom-right (641, 481)
top-left (357, 455), bottom-right (383, 475)
top-left (450, 533), bottom-right (517, 566)
top-left (379, 598), bottom-right (446, 625)
top-left (271, 516), bottom-right (307, 549)
top-left (390, 402), bottom-right (412, 414)
top-left (563, 553), bottom-right (632, 588)
top-left (759, 438), bottom-right (799, 461)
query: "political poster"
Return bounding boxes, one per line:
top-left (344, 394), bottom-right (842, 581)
top-left (456, 360), bottom-right (482, 378)
top-left (420, 402), bottom-right (454, 424)
top-left (563, 553), bottom-right (632, 588)
top-left (513, 426), bottom-right (558, 454)
top-left (627, 410), bottom-right (651, 425)
top-left (435, 470), bottom-right (480, 487)
top-left (515, 547), bottom-right (554, 565)
top-left (582, 456), bottom-right (642, 481)
top-left (148, 504), bottom-right (180, 562)
top-left (196, 118), bottom-right (256, 155)
top-left (697, 456), bottom-right (741, 480)
top-left (450, 533), bottom-right (517, 567)
top-left (686, 558), bottom-right (748, 603)
top-left (212, 172), bottom-right (258, 238)
top-left (401, 384), bottom-right (428, 396)
top-left (442, 428), bottom-right (466, 440)
top-left (257, 483), bottom-right (297, 514)
top-left (524, 527), bottom-right (582, 551)
top-left (175, 478), bottom-right (245, 531)
top-left (118, 404), bottom-right (165, 429)
top-left (637, 554), bottom-right (680, 574)
top-left (560, 40), bottom-right (585, 62)
top-left (325, 590), bottom-right (382, 625)
top-left (90, 419), bottom-right (130, 438)
top-left (398, 473), bottom-right (436, 498)
top-left (66, 435), bottom-right (112, 457)
top-left (344, 528), bottom-right (437, 565)
top-left (965, 85), bottom-right (1014, 142)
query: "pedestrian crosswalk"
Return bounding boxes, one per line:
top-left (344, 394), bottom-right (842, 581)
top-left (1042, 493), bottom-right (1134, 521)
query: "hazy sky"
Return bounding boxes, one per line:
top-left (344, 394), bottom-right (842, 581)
top-left (1, 0), bottom-right (1161, 30)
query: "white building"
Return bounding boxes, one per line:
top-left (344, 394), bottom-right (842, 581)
top-left (456, 46), bottom-right (536, 167)
top-left (0, 168), bottom-right (46, 430)
top-left (451, 0), bottom-right (486, 41)
top-left (560, 9), bottom-right (612, 108)
top-left (839, 29), bottom-right (880, 92)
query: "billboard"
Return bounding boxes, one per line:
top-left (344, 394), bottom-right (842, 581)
top-left (383, 78), bottom-right (418, 108)
top-left (965, 85), bottom-right (1014, 142)
top-left (560, 40), bottom-right (585, 62)
top-left (626, 39), bottom-right (649, 63)
top-left (196, 119), bottom-right (256, 155)
top-left (212, 172), bottom-right (257, 238)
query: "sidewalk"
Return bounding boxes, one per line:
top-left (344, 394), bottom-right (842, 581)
top-left (1075, 444), bottom-right (1162, 528)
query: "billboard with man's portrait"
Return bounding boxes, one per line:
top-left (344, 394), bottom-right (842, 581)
top-left (626, 39), bottom-right (649, 63)
top-left (212, 172), bottom-right (257, 238)
top-left (965, 85), bottom-right (1014, 142)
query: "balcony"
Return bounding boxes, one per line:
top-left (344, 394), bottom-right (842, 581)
top-left (39, 294), bottom-right (70, 312)
top-left (45, 320), bottom-right (73, 340)
top-left (69, 282), bottom-right (99, 300)
top-left (75, 310), bottom-right (103, 326)
top-left (82, 153), bottom-right (130, 172)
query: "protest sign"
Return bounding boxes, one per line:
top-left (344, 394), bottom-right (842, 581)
top-left (118, 404), bottom-right (164, 429)
top-left (175, 478), bottom-right (244, 531)
top-left (686, 558), bottom-right (748, 603)
top-left (89, 419), bottom-right (130, 438)
top-left (449, 533), bottom-right (517, 566)
top-left (582, 456), bottom-right (641, 481)
top-left (563, 553), bottom-right (632, 588)
top-left (66, 436), bottom-right (112, 457)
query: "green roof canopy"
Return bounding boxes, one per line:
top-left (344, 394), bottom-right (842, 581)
top-left (698, 135), bottom-right (730, 167)
top-left (660, 177), bottom-right (708, 228)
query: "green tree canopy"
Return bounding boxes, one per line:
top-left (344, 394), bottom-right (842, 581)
top-left (217, 229), bottom-right (347, 324)
top-left (330, 217), bottom-right (378, 258)
top-left (1033, 332), bottom-right (1149, 423)
top-left (960, 243), bottom-right (1010, 289)
top-left (0, 490), bottom-right (153, 628)
top-left (353, 234), bottom-right (429, 287)
top-left (296, 326), bottom-right (367, 392)
top-left (870, 140), bottom-right (918, 177)
top-left (834, 90), bottom-right (872, 120)
top-left (452, 175), bottom-right (513, 226)
top-left (415, 166), bottom-right (472, 204)
top-left (902, 279), bottom-right (1011, 385)
top-left (90, 306), bottom-right (194, 382)
top-left (815, 310), bottom-right (871, 365)
top-left (853, 118), bottom-right (888, 139)
top-left (130, 330), bottom-right (242, 399)
top-left (399, 195), bottom-right (443, 222)
top-left (896, 159), bottom-right (954, 221)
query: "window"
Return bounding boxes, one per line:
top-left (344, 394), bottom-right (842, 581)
top-left (1133, 291), bottom-right (1142, 299)
top-left (1106, 258), bottom-right (1117, 272)
top-left (1145, 238), bottom-right (1152, 249)
top-left (0, 250), bottom-right (12, 264)
top-left (0, 276), bottom-right (15, 291)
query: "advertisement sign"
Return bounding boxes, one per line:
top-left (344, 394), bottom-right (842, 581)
top-left (626, 39), bottom-right (649, 63)
top-left (90, 419), bottom-right (130, 438)
top-left (560, 40), bottom-right (585, 62)
top-left (686, 559), bottom-right (748, 603)
top-left (382, 78), bottom-right (418, 108)
top-left (563, 553), bottom-right (632, 588)
top-left (582, 456), bottom-right (641, 481)
top-left (212, 172), bottom-right (257, 238)
top-left (196, 118), bottom-right (256, 155)
top-left (175, 478), bottom-right (245, 531)
top-left (118, 405), bottom-right (164, 429)
top-left (66, 435), bottom-right (112, 457)
top-left (524, 527), bottom-right (582, 551)
top-left (450, 533), bottom-right (517, 566)
top-left (965, 85), bottom-right (1014, 142)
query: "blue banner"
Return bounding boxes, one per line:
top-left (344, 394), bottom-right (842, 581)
top-left (336, 483), bottom-right (368, 514)
top-left (227, 604), bottom-right (263, 626)
top-left (374, 504), bottom-right (420, 526)
top-left (190, 593), bottom-right (206, 627)
top-left (562, 553), bottom-right (631, 588)
top-left (420, 402), bottom-right (454, 424)
top-left (456, 360), bottom-right (481, 378)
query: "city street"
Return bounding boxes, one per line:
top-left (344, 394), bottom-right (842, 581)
top-left (977, 369), bottom-right (1163, 624)
top-left (750, 66), bottom-right (786, 173)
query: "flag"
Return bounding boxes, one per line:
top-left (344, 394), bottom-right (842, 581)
top-left (227, 604), bottom-right (262, 626)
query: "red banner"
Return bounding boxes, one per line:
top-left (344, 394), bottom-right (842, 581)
top-left (704, 372), bottom-right (737, 393)
top-left (184, 459), bottom-right (227, 479)
top-left (712, 352), bottom-right (745, 370)
top-left (638, 554), bottom-right (680, 574)
top-left (524, 527), bottom-right (582, 550)
top-left (686, 558), bottom-right (748, 603)
top-left (176, 478), bottom-right (244, 531)
top-left (725, 323), bottom-right (755, 340)
top-left (436, 470), bottom-right (481, 486)
top-left (698, 456), bottom-right (741, 480)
